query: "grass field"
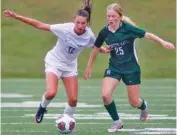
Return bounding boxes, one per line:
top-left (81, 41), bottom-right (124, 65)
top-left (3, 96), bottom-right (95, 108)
top-left (1, 78), bottom-right (176, 135)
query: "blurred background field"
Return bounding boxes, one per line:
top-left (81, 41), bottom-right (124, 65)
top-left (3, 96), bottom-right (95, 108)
top-left (1, 0), bottom-right (176, 78)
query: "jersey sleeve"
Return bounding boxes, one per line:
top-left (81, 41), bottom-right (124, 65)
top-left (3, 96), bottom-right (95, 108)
top-left (128, 24), bottom-right (146, 38)
top-left (50, 23), bottom-right (67, 38)
top-left (94, 30), bottom-right (105, 48)
top-left (85, 29), bottom-right (96, 48)
top-left (86, 35), bottom-right (96, 48)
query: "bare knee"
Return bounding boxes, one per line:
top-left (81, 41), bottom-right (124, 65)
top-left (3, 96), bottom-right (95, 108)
top-left (102, 93), bottom-right (112, 104)
top-left (45, 90), bottom-right (57, 100)
top-left (68, 97), bottom-right (78, 106)
top-left (129, 99), bottom-right (140, 108)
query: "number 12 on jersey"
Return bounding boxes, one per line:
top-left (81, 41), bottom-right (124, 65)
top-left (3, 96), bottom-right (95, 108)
top-left (68, 46), bottom-right (75, 54)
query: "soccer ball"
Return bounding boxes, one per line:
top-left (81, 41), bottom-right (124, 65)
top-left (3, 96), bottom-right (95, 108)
top-left (55, 114), bottom-right (76, 134)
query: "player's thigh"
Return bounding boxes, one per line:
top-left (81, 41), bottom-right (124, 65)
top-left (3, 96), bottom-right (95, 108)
top-left (45, 72), bottom-right (59, 95)
top-left (101, 77), bottom-right (120, 97)
top-left (127, 84), bottom-right (140, 103)
top-left (45, 63), bottom-right (61, 93)
top-left (62, 71), bottom-right (78, 99)
top-left (122, 71), bottom-right (141, 102)
top-left (102, 68), bottom-right (121, 96)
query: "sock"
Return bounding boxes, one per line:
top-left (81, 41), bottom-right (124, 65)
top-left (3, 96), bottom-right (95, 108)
top-left (138, 98), bottom-right (146, 110)
top-left (40, 94), bottom-right (51, 108)
top-left (114, 120), bottom-right (121, 124)
top-left (64, 104), bottom-right (76, 116)
top-left (104, 100), bottom-right (119, 121)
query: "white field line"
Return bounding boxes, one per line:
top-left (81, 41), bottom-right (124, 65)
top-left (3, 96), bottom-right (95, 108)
top-left (3, 97), bottom-right (176, 102)
top-left (1, 116), bottom-right (177, 120)
top-left (22, 113), bottom-right (176, 120)
top-left (1, 93), bottom-right (176, 97)
top-left (116, 128), bottom-right (176, 134)
top-left (1, 109), bottom-right (176, 112)
top-left (2, 113), bottom-right (176, 120)
top-left (0, 102), bottom-right (101, 108)
top-left (135, 132), bottom-right (176, 134)
top-left (0, 93), bottom-right (33, 98)
top-left (1, 122), bottom-right (176, 125)
top-left (1, 128), bottom-right (176, 134)
top-left (1, 131), bottom-right (66, 133)
top-left (0, 102), bottom-right (176, 108)
top-left (1, 131), bottom-right (176, 134)
top-left (79, 86), bottom-right (176, 89)
top-left (78, 94), bottom-right (176, 97)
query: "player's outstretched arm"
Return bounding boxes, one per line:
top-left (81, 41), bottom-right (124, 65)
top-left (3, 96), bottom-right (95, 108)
top-left (144, 32), bottom-right (175, 49)
top-left (4, 10), bottom-right (50, 31)
top-left (84, 46), bottom-right (100, 80)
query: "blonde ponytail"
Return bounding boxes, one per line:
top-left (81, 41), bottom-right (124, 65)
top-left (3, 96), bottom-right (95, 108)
top-left (122, 16), bottom-right (136, 26)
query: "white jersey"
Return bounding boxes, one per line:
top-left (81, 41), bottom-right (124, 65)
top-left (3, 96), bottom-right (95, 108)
top-left (45, 22), bottom-right (95, 71)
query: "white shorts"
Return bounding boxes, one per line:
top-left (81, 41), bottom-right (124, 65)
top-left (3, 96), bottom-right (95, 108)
top-left (45, 62), bottom-right (78, 79)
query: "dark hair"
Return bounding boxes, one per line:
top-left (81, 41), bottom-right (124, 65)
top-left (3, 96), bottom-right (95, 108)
top-left (76, 0), bottom-right (92, 24)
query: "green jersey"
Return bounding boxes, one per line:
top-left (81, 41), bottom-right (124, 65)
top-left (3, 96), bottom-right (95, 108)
top-left (95, 22), bottom-right (146, 74)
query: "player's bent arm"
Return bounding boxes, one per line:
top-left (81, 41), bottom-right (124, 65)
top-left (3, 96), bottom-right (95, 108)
top-left (87, 47), bottom-right (100, 68)
top-left (144, 32), bottom-right (165, 45)
top-left (144, 32), bottom-right (175, 49)
top-left (15, 15), bottom-right (50, 31)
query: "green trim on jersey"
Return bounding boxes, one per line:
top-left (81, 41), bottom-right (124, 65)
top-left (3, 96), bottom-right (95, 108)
top-left (95, 22), bottom-right (146, 74)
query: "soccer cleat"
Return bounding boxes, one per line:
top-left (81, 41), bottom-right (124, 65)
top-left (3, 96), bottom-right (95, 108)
top-left (34, 104), bottom-right (47, 123)
top-left (140, 101), bottom-right (148, 121)
top-left (107, 120), bottom-right (124, 133)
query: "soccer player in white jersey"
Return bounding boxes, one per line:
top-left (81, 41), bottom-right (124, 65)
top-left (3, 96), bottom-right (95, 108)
top-left (4, 1), bottom-right (109, 124)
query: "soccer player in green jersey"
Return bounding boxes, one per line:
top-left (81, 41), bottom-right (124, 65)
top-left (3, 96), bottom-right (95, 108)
top-left (84, 3), bottom-right (175, 133)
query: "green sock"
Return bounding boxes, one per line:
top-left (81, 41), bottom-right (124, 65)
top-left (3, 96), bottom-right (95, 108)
top-left (138, 98), bottom-right (146, 110)
top-left (104, 100), bottom-right (119, 121)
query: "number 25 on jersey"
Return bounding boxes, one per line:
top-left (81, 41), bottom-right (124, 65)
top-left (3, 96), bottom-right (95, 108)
top-left (114, 47), bottom-right (124, 55)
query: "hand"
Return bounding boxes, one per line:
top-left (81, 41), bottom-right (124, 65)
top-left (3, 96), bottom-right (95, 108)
top-left (100, 46), bottom-right (111, 53)
top-left (84, 67), bottom-right (92, 80)
top-left (4, 10), bottom-right (18, 19)
top-left (105, 46), bottom-right (113, 53)
top-left (162, 41), bottom-right (175, 49)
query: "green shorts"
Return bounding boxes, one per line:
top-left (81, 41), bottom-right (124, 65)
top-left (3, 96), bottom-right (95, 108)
top-left (104, 69), bottom-right (141, 85)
